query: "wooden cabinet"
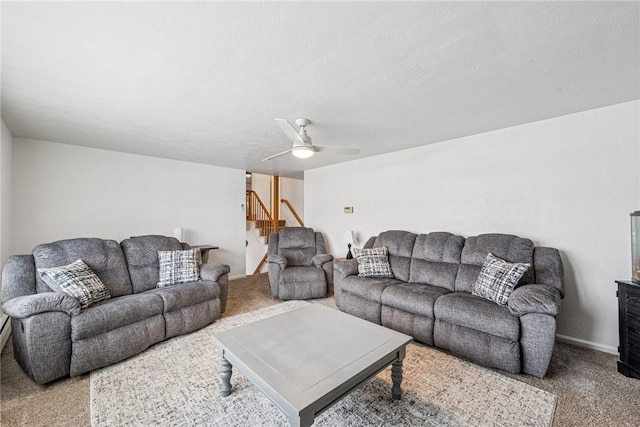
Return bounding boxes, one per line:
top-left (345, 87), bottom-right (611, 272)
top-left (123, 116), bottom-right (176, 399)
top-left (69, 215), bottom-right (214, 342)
top-left (616, 280), bottom-right (640, 379)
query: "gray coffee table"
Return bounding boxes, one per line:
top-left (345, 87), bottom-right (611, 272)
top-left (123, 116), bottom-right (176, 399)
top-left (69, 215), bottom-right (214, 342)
top-left (212, 304), bottom-right (412, 427)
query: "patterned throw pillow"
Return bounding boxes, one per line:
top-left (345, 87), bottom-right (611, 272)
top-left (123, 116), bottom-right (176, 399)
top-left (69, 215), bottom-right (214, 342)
top-left (157, 249), bottom-right (200, 287)
top-left (472, 253), bottom-right (531, 306)
top-left (354, 246), bottom-right (394, 278)
top-left (38, 259), bottom-right (110, 309)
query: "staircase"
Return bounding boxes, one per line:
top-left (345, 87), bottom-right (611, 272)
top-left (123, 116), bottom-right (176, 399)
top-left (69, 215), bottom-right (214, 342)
top-left (245, 190), bottom-right (303, 275)
top-left (246, 219), bottom-right (286, 245)
top-left (245, 219), bottom-right (286, 274)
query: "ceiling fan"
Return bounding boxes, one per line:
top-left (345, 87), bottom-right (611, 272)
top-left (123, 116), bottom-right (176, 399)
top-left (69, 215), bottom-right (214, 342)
top-left (262, 118), bottom-right (361, 161)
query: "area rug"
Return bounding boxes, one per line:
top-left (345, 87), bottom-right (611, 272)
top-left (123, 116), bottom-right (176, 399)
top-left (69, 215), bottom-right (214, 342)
top-left (90, 301), bottom-right (557, 427)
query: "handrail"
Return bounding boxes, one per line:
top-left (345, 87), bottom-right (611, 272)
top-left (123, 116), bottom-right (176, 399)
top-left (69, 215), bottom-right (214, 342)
top-left (253, 253), bottom-right (268, 275)
top-left (281, 199), bottom-right (304, 227)
top-left (246, 190), bottom-right (275, 275)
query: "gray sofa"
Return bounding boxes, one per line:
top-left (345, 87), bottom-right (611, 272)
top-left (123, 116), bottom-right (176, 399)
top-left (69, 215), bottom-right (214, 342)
top-left (334, 230), bottom-right (564, 378)
top-left (1, 235), bottom-right (230, 384)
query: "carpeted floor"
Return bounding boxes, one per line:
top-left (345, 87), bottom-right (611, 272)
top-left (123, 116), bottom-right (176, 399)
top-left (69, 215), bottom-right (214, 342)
top-left (2, 273), bottom-right (640, 426)
top-left (90, 301), bottom-right (556, 427)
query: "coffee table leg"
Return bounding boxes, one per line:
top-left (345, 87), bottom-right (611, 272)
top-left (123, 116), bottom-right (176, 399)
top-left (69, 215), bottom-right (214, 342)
top-left (289, 410), bottom-right (315, 427)
top-left (391, 359), bottom-right (403, 400)
top-left (220, 355), bottom-right (233, 397)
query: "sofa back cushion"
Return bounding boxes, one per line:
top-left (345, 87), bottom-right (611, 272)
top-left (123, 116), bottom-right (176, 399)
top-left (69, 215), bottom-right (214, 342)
top-left (120, 235), bottom-right (183, 293)
top-left (32, 238), bottom-right (133, 297)
top-left (409, 232), bottom-right (465, 291)
top-left (455, 233), bottom-right (535, 293)
top-left (373, 231), bottom-right (417, 282)
top-left (276, 227), bottom-right (318, 267)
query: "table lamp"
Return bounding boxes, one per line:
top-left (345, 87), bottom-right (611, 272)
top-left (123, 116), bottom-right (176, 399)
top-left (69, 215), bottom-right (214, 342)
top-left (343, 231), bottom-right (355, 259)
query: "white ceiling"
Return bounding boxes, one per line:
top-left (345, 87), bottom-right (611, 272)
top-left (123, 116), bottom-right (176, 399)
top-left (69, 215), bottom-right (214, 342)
top-left (2, 2), bottom-right (639, 179)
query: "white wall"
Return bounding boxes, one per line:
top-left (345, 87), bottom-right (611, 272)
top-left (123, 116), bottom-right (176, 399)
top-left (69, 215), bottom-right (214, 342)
top-left (251, 173), bottom-right (272, 211)
top-left (1, 120), bottom-right (14, 349)
top-left (12, 139), bottom-right (247, 277)
top-left (1, 121), bottom-right (12, 274)
top-left (305, 100), bottom-right (640, 352)
top-left (280, 177), bottom-right (304, 226)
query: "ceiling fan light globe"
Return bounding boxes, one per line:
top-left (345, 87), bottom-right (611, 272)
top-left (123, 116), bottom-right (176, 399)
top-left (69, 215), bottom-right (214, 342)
top-left (292, 146), bottom-right (314, 159)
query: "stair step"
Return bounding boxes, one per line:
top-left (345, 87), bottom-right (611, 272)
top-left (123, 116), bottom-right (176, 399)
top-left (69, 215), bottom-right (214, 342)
top-left (252, 219), bottom-right (286, 228)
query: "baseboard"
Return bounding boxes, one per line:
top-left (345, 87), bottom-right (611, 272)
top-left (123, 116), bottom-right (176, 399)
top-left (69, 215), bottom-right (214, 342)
top-left (556, 334), bottom-right (618, 355)
top-left (0, 315), bottom-right (11, 352)
top-left (229, 274), bottom-right (248, 281)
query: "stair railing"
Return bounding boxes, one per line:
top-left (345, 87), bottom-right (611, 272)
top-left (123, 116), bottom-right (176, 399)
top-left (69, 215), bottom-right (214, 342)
top-left (246, 190), bottom-right (276, 241)
top-left (246, 190), bottom-right (276, 275)
top-left (281, 199), bottom-right (304, 227)
top-left (253, 253), bottom-right (268, 276)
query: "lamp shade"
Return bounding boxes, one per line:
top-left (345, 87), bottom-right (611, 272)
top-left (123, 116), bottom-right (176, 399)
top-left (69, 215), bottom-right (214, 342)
top-left (292, 145), bottom-right (314, 158)
top-left (343, 231), bottom-right (355, 244)
top-left (172, 227), bottom-right (184, 241)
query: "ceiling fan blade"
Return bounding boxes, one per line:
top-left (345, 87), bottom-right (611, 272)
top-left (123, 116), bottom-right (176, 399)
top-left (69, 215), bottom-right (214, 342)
top-left (262, 148), bottom-right (293, 162)
top-left (275, 118), bottom-right (303, 143)
top-left (314, 145), bottom-right (361, 155)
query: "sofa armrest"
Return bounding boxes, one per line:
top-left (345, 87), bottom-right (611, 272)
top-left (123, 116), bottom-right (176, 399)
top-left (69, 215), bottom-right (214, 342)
top-left (334, 259), bottom-right (358, 276)
top-left (2, 255), bottom-right (38, 302)
top-left (534, 247), bottom-right (565, 298)
top-left (2, 292), bottom-right (81, 318)
top-left (312, 254), bottom-right (333, 268)
top-left (267, 254), bottom-right (287, 270)
top-left (199, 263), bottom-right (230, 313)
top-left (333, 259), bottom-right (358, 308)
top-left (508, 284), bottom-right (561, 317)
top-left (199, 263), bottom-right (231, 282)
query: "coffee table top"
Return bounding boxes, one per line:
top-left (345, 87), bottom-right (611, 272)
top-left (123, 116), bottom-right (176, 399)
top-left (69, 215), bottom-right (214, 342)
top-left (213, 303), bottom-right (412, 412)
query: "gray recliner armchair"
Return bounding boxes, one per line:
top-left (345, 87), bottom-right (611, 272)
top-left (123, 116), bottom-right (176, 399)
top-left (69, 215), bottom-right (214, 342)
top-left (267, 227), bottom-right (333, 300)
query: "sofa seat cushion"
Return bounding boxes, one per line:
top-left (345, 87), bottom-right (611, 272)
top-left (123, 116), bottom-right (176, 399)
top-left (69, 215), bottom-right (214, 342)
top-left (434, 292), bottom-right (519, 341)
top-left (381, 283), bottom-right (451, 318)
top-left (145, 280), bottom-right (219, 312)
top-left (71, 293), bottom-right (164, 341)
top-left (340, 276), bottom-right (403, 303)
top-left (280, 266), bottom-right (325, 284)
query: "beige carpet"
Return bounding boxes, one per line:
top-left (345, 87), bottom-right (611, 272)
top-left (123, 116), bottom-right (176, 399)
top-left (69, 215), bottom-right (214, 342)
top-left (91, 300), bottom-right (556, 427)
top-left (2, 273), bottom-right (640, 426)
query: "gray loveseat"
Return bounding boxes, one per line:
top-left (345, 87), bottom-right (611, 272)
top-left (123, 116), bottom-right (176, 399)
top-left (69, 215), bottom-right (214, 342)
top-left (1, 235), bottom-right (230, 384)
top-left (334, 230), bottom-right (564, 378)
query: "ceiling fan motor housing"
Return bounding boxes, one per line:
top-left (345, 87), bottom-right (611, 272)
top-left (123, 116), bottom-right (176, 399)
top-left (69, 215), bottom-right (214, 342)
top-left (294, 118), bottom-right (310, 128)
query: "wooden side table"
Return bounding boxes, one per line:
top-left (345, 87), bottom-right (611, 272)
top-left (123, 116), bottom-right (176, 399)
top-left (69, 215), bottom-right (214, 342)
top-left (191, 245), bottom-right (219, 264)
top-left (615, 280), bottom-right (640, 379)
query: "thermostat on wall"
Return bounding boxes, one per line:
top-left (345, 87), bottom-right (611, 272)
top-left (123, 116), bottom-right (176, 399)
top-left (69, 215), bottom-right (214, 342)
top-left (344, 207), bottom-right (354, 214)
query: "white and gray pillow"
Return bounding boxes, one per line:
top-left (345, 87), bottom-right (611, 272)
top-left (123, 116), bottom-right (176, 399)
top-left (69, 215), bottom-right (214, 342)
top-left (472, 252), bottom-right (531, 306)
top-left (354, 246), bottom-right (394, 278)
top-left (38, 259), bottom-right (110, 309)
top-left (157, 249), bottom-right (200, 287)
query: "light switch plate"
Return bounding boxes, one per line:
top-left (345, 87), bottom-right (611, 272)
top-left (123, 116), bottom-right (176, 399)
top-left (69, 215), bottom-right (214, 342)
top-left (344, 207), bottom-right (354, 214)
